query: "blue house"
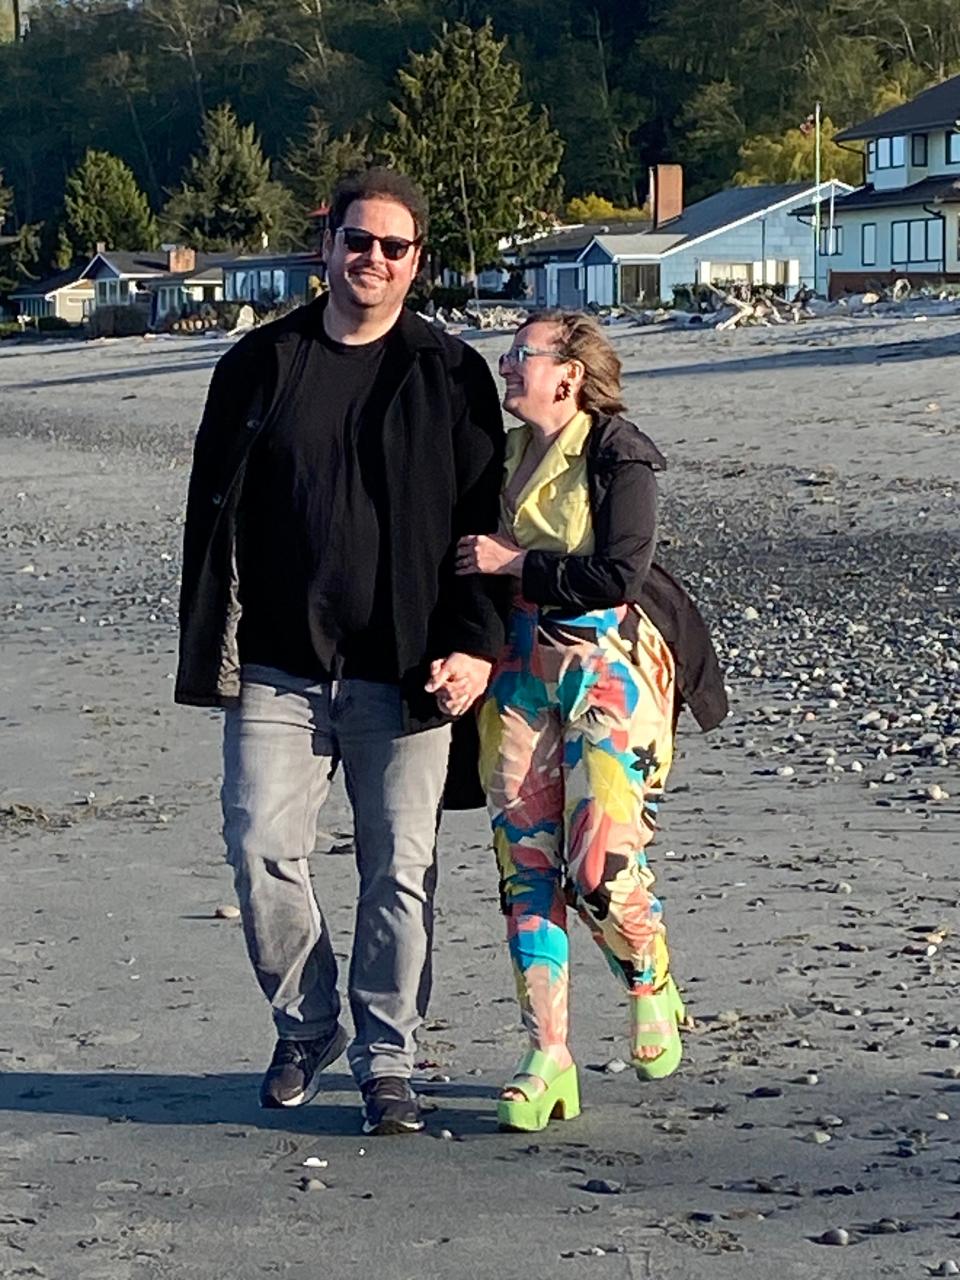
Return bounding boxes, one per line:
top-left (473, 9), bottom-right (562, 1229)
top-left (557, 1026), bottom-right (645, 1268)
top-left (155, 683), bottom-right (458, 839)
top-left (221, 252), bottom-right (325, 306)
top-left (576, 180), bottom-right (853, 306)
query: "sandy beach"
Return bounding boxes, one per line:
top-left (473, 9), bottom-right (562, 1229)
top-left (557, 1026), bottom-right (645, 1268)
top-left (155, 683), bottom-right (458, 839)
top-left (1, 312), bottom-right (958, 1279)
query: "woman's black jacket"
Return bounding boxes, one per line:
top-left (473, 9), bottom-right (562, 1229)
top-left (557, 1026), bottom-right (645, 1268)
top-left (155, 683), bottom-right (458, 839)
top-left (445, 413), bottom-right (728, 809)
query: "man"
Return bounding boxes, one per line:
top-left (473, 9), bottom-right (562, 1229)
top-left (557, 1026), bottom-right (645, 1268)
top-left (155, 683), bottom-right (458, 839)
top-left (176, 168), bottom-right (504, 1134)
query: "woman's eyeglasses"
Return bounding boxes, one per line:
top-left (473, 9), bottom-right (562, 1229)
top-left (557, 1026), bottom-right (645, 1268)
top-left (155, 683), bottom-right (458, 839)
top-left (498, 345), bottom-right (563, 372)
top-left (336, 226), bottom-right (421, 261)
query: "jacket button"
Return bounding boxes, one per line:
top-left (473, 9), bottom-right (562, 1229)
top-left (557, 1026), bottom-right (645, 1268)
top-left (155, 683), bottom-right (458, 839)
top-left (211, 493), bottom-right (223, 507)
top-left (245, 416), bottom-right (259, 431)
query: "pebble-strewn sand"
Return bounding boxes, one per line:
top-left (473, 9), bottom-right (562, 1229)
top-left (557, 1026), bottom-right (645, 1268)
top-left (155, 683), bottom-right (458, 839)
top-left (1, 314), bottom-right (958, 1280)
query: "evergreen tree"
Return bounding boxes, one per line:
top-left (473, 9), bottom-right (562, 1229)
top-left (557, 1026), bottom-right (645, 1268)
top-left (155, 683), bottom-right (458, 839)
top-left (162, 103), bottom-right (297, 252)
top-left (384, 21), bottom-right (563, 280)
top-left (61, 149), bottom-right (158, 260)
top-left (284, 110), bottom-right (370, 212)
top-left (0, 169), bottom-right (44, 296)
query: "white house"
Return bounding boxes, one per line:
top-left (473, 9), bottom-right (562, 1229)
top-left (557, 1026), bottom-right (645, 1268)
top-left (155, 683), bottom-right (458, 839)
top-left (576, 176), bottom-right (853, 307)
top-left (816, 74), bottom-right (960, 296)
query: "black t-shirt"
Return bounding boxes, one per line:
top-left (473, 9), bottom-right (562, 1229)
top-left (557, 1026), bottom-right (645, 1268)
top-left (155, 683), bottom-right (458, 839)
top-left (237, 311), bottom-right (403, 681)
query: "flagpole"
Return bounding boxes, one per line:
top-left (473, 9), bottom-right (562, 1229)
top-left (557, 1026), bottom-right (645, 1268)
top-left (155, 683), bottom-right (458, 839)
top-left (813, 100), bottom-right (822, 294)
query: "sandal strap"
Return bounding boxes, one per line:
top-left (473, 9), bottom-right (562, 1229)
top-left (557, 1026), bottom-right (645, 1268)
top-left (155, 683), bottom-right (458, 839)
top-left (632, 977), bottom-right (683, 1052)
top-left (503, 1049), bottom-right (570, 1100)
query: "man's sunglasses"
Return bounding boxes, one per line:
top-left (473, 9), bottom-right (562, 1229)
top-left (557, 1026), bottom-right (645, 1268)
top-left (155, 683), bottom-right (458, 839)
top-left (337, 226), bottom-right (421, 261)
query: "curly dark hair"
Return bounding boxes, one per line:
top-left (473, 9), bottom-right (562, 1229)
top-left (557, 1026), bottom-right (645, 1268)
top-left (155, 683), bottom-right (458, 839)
top-left (329, 167), bottom-right (429, 240)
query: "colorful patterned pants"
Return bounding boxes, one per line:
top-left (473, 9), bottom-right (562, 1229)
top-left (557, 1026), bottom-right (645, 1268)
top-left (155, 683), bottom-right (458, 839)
top-left (478, 603), bottom-right (676, 1051)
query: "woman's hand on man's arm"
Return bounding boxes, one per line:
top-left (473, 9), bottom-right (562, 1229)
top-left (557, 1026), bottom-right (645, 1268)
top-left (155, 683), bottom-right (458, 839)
top-left (455, 533), bottom-right (526, 577)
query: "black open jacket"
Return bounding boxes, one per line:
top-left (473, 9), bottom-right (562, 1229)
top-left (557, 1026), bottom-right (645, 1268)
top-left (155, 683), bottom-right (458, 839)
top-left (523, 413), bottom-right (728, 735)
top-left (446, 413), bottom-right (729, 810)
top-left (175, 300), bottom-right (507, 730)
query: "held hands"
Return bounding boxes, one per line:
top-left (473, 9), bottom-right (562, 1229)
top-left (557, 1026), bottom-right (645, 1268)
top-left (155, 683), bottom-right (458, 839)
top-left (455, 533), bottom-right (525, 577)
top-left (425, 652), bottom-right (493, 718)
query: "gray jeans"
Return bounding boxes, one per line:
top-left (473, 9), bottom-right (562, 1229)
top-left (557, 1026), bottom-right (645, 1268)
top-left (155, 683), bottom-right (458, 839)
top-left (221, 665), bottom-right (451, 1084)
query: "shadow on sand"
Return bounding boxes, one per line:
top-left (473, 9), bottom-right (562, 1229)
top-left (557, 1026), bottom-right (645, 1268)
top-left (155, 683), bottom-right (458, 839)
top-left (631, 328), bottom-right (960, 380)
top-left (0, 1070), bottom-right (500, 1138)
top-left (2, 354), bottom-right (224, 392)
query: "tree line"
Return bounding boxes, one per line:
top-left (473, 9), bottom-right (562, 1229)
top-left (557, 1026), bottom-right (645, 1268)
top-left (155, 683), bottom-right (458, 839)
top-left (1, 0), bottom-right (959, 288)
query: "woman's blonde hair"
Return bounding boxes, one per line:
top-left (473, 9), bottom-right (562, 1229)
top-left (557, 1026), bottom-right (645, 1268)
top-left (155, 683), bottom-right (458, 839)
top-left (528, 309), bottom-right (627, 417)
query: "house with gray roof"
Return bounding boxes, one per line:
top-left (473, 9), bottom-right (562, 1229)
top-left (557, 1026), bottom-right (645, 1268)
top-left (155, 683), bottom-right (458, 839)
top-left (509, 220), bottom-right (651, 307)
top-left (77, 245), bottom-right (234, 322)
top-left (6, 263), bottom-right (94, 322)
top-left (221, 251), bottom-right (325, 308)
top-left (799, 73), bottom-right (960, 297)
top-left (576, 178), bottom-right (852, 307)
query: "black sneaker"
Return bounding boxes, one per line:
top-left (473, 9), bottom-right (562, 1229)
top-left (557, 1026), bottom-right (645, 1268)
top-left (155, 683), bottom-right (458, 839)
top-left (259, 1026), bottom-right (349, 1109)
top-left (360, 1076), bottom-right (424, 1135)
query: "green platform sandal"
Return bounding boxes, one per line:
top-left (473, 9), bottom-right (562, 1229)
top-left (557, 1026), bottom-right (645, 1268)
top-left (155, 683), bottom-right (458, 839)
top-left (631, 975), bottom-right (686, 1081)
top-left (497, 1050), bottom-right (581, 1132)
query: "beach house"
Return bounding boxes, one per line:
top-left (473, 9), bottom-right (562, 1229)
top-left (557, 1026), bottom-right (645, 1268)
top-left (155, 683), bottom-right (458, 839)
top-left (6, 264), bottom-right (94, 322)
top-left (809, 73), bottom-right (960, 297)
top-left (77, 245), bottom-right (230, 318)
top-left (574, 168), bottom-right (853, 306)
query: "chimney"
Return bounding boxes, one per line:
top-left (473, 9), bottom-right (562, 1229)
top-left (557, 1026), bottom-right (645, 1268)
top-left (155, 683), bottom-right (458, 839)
top-left (166, 245), bottom-right (196, 274)
top-left (95, 241), bottom-right (106, 254)
top-left (650, 164), bottom-right (683, 229)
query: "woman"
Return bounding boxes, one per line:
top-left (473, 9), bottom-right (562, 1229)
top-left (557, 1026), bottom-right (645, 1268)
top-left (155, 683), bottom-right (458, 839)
top-left (453, 311), bottom-right (727, 1133)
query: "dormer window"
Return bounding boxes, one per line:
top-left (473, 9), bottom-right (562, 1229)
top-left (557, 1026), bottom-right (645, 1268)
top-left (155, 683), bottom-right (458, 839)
top-left (870, 136), bottom-right (905, 170)
top-left (947, 131), bottom-right (960, 164)
top-left (912, 133), bottom-right (928, 166)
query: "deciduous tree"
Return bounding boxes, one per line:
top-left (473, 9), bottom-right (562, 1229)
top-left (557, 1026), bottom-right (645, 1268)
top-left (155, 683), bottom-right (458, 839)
top-left (565, 192), bottom-right (648, 222)
top-left (734, 117), bottom-right (863, 187)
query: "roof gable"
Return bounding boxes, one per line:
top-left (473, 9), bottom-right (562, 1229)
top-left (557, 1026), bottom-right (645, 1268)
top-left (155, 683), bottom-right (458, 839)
top-left (8, 263), bottom-right (95, 299)
top-left (514, 220), bottom-right (652, 261)
top-left (578, 182), bottom-right (852, 262)
top-left (79, 250), bottom-right (169, 281)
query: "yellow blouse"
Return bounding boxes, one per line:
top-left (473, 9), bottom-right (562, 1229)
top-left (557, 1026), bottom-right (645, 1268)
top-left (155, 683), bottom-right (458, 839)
top-left (501, 410), bottom-right (595, 555)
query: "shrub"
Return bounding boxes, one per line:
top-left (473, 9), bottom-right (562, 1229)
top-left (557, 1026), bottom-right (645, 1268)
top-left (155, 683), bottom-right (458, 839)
top-left (88, 305), bottom-right (149, 338)
top-left (37, 315), bottom-right (74, 332)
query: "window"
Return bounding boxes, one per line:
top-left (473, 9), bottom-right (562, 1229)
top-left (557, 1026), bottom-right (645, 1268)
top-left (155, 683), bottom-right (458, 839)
top-left (929, 217), bottom-right (945, 261)
top-left (818, 225), bottom-right (843, 256)
top-left (892, 221), bottom-right (908, 262)
top-left (861, 222), bottom-right (877, 266)
top-left (912, 133), bottom-right (928, 166)
top-left (873, 136), bottom-right (906, 170)
top-left (947, 131), bottom-right (960, 164)
top-left (891, 217), bottom-right (944, 264)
